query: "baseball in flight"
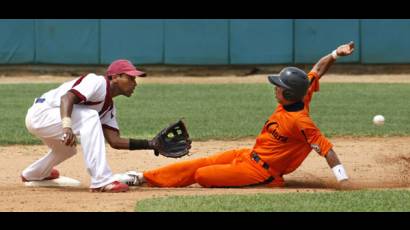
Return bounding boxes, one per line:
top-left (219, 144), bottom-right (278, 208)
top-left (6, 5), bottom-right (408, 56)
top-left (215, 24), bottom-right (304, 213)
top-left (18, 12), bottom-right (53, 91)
top-left (373, 115), bottom-right (385, 126)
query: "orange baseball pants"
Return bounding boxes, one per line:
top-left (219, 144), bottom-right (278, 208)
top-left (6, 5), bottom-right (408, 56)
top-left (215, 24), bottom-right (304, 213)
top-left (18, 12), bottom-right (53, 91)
top-left (143, 148), bottom-right (284, 188)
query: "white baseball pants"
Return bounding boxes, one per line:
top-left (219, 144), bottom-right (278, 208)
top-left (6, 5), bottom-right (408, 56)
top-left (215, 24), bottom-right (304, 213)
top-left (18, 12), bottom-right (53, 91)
top-left (22, 101), bottom-right (116, 188)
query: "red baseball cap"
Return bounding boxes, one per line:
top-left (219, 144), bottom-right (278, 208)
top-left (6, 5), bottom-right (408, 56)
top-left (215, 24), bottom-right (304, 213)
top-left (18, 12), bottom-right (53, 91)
top-left (106, 59), bottom-right (146, 77)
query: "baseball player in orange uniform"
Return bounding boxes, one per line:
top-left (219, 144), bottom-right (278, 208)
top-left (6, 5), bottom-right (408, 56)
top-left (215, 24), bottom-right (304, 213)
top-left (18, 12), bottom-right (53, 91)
top-left (119, 42), bottom-right (355, 189)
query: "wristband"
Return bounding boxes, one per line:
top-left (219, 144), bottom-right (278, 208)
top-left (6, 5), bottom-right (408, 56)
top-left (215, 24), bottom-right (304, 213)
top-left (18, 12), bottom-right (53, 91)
top-left (129, 139), bottom-right (151, 150)
top-left (331, 50), bottom-right (339, 59)
top-left (62, 117), bottom-right (72, 129)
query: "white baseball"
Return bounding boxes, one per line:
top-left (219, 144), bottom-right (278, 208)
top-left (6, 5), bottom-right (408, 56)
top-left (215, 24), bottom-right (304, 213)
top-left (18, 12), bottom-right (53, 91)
top-left (373, 115), bottom-right (385, 126)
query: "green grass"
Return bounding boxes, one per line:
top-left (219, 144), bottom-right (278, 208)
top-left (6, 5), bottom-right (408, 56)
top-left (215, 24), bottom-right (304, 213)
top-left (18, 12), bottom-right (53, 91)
top-left (135, 190), bottom-right (410, 212)
top-left (1, 83), bottom-right (410, 145)
top-left (0, 84), bottom-right (59, 145)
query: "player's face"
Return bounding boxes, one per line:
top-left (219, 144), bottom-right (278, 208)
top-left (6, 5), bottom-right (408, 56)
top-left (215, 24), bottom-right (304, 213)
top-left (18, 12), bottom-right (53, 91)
top-left (117, 74), bottom-right (137, 97)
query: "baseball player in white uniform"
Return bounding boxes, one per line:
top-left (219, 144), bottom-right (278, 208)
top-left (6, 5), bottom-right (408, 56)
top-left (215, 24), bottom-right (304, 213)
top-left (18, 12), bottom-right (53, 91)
top-left (22, 59), bottom-right (154, 192)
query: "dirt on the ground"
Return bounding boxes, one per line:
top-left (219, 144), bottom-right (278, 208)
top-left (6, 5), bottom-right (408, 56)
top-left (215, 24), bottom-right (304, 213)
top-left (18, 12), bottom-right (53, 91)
top-left (1, 137), bottom-right (410, 212)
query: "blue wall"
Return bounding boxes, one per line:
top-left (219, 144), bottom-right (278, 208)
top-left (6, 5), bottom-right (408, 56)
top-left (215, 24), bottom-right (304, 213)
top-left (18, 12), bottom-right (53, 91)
top-left (294, 19), bottom-right (360, 63)
top-left (100, 19), bottom-right (164, 64)
top-left (0, 19), bottom-right (409, 65)
top-left (164, 19), bottom-right (229, 64)
top-left (230, 19), bottom-right (293, 64)
top-left (35, 20), bottom-right (99, 64)
top-left (0, 20), bottom-right (34, 63)
top-left (361, 19), bottom-right (410, 63)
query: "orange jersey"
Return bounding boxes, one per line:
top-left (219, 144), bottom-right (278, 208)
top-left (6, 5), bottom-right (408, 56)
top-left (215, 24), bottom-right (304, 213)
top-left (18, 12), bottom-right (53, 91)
top-left (252, 71), bottom-right (333, 176)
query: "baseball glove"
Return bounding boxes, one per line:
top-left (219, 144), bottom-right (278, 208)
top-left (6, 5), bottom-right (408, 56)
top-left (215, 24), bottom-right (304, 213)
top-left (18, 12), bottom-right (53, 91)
top-left (150, 119), bottom-right (191, 158)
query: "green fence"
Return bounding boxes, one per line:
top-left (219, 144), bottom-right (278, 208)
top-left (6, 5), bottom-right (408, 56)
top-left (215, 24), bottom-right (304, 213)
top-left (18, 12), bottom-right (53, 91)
top-left (0, 19), bottom-right (409, 65)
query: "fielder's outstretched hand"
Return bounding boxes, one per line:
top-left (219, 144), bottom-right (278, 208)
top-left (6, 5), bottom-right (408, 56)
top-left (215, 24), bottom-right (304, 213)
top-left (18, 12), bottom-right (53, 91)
top-left (336, 41), bottom-right (355, 56)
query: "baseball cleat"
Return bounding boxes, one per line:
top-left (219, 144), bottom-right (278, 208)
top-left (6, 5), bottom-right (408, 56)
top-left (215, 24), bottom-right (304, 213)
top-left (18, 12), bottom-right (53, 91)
top-left (21, 168), bottom-right (60, 182)
top-left (112, 171), bottom-right (144, 186)
top-left (90, 181), bottom-right (129, 193)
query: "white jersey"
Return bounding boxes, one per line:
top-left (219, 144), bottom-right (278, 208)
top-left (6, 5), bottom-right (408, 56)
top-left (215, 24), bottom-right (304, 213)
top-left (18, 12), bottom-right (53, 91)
top-left (40, 73), bottom-right (119, 131)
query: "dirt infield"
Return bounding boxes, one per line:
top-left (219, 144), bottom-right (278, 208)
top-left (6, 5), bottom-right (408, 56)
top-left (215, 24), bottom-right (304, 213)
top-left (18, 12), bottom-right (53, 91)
top-left (1, 137), bottom-right (410, 211)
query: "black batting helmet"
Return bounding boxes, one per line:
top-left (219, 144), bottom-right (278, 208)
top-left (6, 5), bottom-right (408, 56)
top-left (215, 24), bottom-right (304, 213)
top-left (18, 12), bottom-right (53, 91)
top-left (268, 67), bottom-right (309, 101)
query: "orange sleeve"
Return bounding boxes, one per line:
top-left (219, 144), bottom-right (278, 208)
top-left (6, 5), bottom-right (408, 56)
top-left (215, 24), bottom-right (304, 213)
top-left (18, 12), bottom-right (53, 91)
top-left (296, 116), bottom-right (333, 157)
top-left (304, 71), bottom-right (320, 105)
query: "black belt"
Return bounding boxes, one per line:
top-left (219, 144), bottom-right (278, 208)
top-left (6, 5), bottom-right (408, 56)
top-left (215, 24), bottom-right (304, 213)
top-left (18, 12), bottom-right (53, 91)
top-left (251, 152), bottom-right (270, 170)
top-left (35, 98), bottom-right (45, 104)
top-left (251, 152), bottom-right (274, 184)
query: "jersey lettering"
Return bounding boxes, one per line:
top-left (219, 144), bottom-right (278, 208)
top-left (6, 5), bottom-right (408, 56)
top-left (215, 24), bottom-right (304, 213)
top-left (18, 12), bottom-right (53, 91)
top-left (266, 121), bottom-right (288, 143)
